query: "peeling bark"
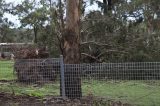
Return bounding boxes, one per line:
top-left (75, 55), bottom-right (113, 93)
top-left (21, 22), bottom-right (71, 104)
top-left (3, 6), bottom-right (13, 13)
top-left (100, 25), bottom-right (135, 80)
top-left (61, 0), bottom-right (82, 99)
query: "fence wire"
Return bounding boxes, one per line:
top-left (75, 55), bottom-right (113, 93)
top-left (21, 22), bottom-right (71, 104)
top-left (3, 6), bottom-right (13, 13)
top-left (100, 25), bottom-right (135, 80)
top-left (14, 58), bottom-right (60, 83)
top-left (79, 62), bottom-right (160, 80)
top-left (0, 59), bottom-right (160, 105)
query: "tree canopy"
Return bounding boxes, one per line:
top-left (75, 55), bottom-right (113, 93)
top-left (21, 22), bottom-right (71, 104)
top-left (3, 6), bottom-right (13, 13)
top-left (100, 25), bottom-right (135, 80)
top-left (1, 0), bottom-right (160, 62)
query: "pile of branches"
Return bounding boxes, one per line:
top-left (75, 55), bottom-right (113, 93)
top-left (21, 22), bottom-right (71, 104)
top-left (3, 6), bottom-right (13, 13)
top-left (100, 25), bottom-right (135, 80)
top-left (13, 46), bottom-right (59, 84)
top-left (13, 46), bottom-right (49, 59)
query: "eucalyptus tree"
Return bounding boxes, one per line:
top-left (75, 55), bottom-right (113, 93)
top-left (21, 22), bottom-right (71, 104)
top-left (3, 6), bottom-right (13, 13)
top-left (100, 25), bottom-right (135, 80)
top-left (80, 0), bottom-right (160, 62)
top-left (12, 0), bottom-right (50, 44)
top-left (0, 0), bottom-right (15, 42)
top-left (62, 0), bottom-right (82, 99)
top-left (0, 0), bottom-right (5, 23)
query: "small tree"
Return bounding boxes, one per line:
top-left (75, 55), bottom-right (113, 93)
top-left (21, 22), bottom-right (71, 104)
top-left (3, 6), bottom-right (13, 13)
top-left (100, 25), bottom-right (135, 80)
top-left (13, 0), bottom-right (49, 44)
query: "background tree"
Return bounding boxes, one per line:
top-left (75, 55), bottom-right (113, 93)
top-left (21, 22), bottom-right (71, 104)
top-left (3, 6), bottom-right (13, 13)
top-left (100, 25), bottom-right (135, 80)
top-left (80, 0), bottom-right (160, 62)
top-left (0, 0), bottom-right (16, 42)
top-left (13, 0), bottom-right (49, 44)
top-left (2, 0), bottom-right (160, 61)
top-left (11, 0), bottom-right (61, 56)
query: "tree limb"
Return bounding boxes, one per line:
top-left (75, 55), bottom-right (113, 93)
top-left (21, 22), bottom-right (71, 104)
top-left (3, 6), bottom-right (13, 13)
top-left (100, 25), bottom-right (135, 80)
top-left (81, 53), bottom-right (102, 63)
top-left (97, 50), bottom-right (128, 58)
top-left (81, 41), bottom-right (111, 47)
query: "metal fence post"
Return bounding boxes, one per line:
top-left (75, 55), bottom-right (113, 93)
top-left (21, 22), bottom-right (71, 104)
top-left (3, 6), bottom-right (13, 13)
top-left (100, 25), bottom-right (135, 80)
top-left (60, 55), bottom-right (65, 98)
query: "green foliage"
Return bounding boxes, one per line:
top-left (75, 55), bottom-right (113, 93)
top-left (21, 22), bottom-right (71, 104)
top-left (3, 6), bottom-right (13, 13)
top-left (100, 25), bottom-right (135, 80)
top-left (0, 0), bottom-right (15, 42)
top-left (9, 0), bottom-right (61, 56)
top-left (1, 0), bottom-right (160, 60)
top-left (12, 0), bottom-right (49, 43)
top-left (80, 0), bottom-right (160, 62)
top-left (0, 0), bottom-right (4, 19)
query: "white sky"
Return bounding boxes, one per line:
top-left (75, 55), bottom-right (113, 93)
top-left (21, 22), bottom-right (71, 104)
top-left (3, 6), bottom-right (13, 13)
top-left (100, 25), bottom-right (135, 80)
top-left (4, 0), bottom-right (22, 27)
top-left (4, 0), bottom-right (103, 27)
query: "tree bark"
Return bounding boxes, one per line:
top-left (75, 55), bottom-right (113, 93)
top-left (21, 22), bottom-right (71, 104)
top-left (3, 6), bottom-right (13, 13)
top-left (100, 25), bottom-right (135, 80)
top-left (103, 0), bottom-right (107, 15)
top-left (61, 0), bottom-right (82, 99)
top-left (103, 0), bottom-right (112, 15)
top-left (33, 26), bottom-right (38, 44)
top-left (107, 0), bottom-right (112, 10)
top-left (59, 0), bottom-right (64, 32)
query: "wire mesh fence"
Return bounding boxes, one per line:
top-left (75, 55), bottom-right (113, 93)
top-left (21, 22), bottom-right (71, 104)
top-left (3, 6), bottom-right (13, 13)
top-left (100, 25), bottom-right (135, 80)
top-left (14, 58), bottom-right (60, 83)
top-left (80, 62), bottom-right (160, 80)
top-left (0, 58), bottom-right (61, 98)
top-left (0, 58), bottom-right (160, 105)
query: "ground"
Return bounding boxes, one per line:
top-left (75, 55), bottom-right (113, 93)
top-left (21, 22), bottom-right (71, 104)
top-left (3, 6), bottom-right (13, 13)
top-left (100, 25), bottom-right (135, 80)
top-left (0, 60), bottom-right (160, 106)
top-left (0, 92), bottom-right (132, 106)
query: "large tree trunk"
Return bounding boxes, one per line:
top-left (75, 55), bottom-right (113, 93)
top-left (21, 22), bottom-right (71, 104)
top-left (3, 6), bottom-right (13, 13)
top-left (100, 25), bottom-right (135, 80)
top-left (61, 0), bottom-right (82, 99)
top-left (107, 0), bottom-right (112, 10)
top-left (103, 0), bottom-right (112, 15)
top-left (33, 26), bottom-right (38, 44)
top-left (59, 0), bottom-right (64, 32)
top-left (103, 0), bottom-right (107, 15)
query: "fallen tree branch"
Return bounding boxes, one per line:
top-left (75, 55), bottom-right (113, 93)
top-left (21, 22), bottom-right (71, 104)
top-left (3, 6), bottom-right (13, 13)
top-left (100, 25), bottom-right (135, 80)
top-left (97, 50), bottom-right (128, 58)
top-left (81, 53), bottom-right (102, 63)
top-left (81, 41), bottom-right (111, 47)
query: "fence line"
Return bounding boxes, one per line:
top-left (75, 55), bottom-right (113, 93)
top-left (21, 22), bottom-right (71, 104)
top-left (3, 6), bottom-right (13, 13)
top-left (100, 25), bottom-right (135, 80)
top-left (0, 58), bottom-right (160, 105)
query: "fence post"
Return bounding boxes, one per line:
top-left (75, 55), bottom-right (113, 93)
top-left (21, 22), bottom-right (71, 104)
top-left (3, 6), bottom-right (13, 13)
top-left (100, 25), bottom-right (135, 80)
top-left (60, 55), bottom-right (65, 98)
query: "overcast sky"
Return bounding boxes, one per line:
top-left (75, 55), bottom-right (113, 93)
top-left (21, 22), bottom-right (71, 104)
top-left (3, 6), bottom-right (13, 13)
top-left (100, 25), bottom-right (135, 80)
top-left (4, 0), bottom-right (102, 27)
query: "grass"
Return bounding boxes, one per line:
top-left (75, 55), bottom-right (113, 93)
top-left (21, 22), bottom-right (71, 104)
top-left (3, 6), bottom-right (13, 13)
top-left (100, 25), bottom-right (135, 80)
top-left (0, 61), bottom-right (160, 105)
top-left (82, 80), bottom-right (160, 106)
top-left (0, 82), bottom-right (60, 97)
top-left (0, 60), bottom-right (60, 97)
top-left (0, 60), bottom-right (15, 80)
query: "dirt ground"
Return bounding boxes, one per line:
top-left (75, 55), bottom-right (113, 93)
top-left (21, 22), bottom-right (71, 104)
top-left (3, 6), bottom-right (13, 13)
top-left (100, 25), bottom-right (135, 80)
top-left (0, 93), bottom-right (131, 106)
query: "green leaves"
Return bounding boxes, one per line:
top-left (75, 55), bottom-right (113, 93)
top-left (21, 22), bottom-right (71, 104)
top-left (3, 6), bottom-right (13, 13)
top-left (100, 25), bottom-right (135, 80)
top-left (11, 0), bottom-right (53, 43)
top-left (20, 7), bottom-right (49, 27)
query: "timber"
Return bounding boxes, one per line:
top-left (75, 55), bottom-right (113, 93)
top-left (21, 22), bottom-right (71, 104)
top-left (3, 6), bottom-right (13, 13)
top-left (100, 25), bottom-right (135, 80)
top-left (61, 0), bottom-right (82, 99)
